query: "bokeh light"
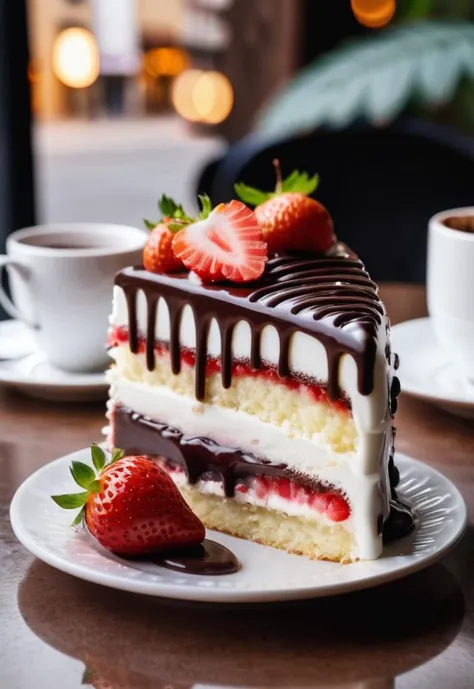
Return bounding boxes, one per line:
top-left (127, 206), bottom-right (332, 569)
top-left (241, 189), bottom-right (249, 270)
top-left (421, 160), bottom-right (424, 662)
top-left (172, 69), bottom-right (234, 124)
top-left (193, 71), bottom-right (234, 124)
top-left (351, 0), bottom-right (396, 29)
top-left (144, 47), bottom-right (188, 78)
top-left (52, 28), bottom-right (100, 89)
top-left (171, 69), bottom-right (203, 122)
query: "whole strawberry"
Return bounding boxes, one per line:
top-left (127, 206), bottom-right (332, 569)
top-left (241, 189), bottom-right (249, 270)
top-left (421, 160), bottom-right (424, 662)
top-left (235, 160), bottom-right (335, 255)
top-left (52, 445), bottom-right (205, 555)
top-left (143, 223), bottom-right (183, 273)
top-left (142, 194), bottom-right (196, 274)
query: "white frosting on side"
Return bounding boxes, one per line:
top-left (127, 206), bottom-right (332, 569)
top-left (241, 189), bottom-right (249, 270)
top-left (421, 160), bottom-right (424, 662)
top-left (107, 376), bottom-right (384, 560)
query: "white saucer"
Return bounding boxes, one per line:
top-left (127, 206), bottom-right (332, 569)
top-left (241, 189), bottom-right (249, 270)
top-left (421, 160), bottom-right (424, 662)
top-left (391, 317), bottom-right (474, 419)
top-left (10, 447), bottom-right (466, 603)
top-left (0, 320), bottom-right (107, 402)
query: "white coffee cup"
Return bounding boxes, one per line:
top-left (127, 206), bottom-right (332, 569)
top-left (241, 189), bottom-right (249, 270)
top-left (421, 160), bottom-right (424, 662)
top-left (0, 223), bottom-right (146, 372)
top-left (427, 208), bottom-right (474, 381)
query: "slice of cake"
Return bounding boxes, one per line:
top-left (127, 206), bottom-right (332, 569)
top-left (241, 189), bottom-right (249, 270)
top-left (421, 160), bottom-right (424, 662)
top-left (107, 175), bottom-right (410, 563)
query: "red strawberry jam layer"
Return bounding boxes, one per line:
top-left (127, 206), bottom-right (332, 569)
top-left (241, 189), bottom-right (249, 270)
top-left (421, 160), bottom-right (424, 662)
top-left (109, 325), bottom-right (351, 414)
top-left (166, 463), bottom-right (350, 523)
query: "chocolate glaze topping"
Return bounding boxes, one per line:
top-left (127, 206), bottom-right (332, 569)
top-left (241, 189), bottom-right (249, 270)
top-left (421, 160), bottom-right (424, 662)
top-left (115, 247), bottom-right (384, 402)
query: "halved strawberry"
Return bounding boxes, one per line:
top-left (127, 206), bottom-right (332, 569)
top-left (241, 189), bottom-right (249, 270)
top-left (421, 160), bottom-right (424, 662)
top-left (172, 200), bottom-right (268, 283)
top-left (51, 445), bottom-right (205, 555)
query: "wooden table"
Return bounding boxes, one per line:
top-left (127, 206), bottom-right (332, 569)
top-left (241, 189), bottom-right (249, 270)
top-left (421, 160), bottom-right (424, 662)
top-left (1, 285), bottom-right (474, 689)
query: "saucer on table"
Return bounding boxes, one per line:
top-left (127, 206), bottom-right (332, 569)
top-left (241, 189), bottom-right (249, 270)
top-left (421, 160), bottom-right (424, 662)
top-left (10, 447), bottom-right (466, 603)
top-left (0, 320), bottom-right (107, 403)
top-left (391, 317), bottom-right (474, 419)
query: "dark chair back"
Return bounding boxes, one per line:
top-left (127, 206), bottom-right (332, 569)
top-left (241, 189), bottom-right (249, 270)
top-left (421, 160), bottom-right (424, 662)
top-left (196, 120), bottom-right (474, 283)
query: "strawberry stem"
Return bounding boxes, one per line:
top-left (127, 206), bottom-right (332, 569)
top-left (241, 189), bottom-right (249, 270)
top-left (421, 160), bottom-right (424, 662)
top-left (273, 159), bottom-right (283, 194)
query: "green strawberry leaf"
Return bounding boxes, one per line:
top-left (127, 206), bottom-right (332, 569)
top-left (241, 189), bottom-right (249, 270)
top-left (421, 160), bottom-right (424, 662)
top-left (280, 169), bottom-right (301, 192)
top-left (91, 444), bottom-right (106, 472)
top-left (234, 182), bottom-right (271, 207)
top-left (167, 222), bottom-right (186, 232)
top-left (110, 448), bottom-right (125, 464)
top-left (70, 461), bottom-right (96, 490)
top-left (198, 194), bottom-right (213, 220)
top-left (173, 206), bottom-right (186, 220)
top-left (71, 506), bottom-right (85, 527)
top-left (287, 171), bottom-right (319, 195)
top-left (158, 194), bottom-right (194, 224)
top-left (235, 162), bottom-right (320, 204)
top-left (88, 480), bottom-right (101, 494)
top-left (143, 218), bottom-right (156, 231)
top-left (51, 492), bottom-right (88, 509)
top-left (159, 194), bottom-right (179, 217)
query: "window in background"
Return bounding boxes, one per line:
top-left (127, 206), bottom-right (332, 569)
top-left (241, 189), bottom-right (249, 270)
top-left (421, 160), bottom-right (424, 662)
top-left (25, 0), bottom-right (303, 231)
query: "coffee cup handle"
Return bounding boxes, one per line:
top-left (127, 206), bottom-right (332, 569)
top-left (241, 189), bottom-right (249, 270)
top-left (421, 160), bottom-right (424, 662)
top-left (0, 256), bottom-right (38, 327)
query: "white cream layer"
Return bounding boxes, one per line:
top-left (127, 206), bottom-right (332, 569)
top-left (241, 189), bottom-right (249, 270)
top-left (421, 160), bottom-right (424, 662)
top-left (107, 374), bottom-right (384, 560)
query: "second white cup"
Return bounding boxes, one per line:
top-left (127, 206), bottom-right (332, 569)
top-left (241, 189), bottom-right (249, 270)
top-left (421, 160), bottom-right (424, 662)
top-left (427, 208), bottom-right (474, 381)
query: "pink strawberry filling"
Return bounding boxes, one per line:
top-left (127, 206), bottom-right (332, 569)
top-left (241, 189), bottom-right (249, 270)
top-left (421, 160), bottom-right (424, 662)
top-left (109, 325), bottom-right (351, 414)
top-left (240, 475), bottom-right (351, 522)
top-left (163, 462), bottom-right (350, 523)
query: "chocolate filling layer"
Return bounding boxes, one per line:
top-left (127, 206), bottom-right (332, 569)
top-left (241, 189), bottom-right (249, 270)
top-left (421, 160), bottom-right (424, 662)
top-left (112, 406), bottom-right (341, 497)
top-left (111, 405), bottom-right (414, 541)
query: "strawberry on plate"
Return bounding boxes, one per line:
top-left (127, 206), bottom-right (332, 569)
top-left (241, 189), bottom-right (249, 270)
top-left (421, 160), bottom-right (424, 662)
top-left (235, 160), bottom-right (335, 255)
top-left (51, 445), bottom-right (205, 556)
top-left (172, 198), bottom-right (267, 283)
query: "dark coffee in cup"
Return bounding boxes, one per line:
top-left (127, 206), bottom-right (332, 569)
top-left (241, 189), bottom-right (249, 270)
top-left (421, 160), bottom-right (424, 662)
top-left (442, 216), bottom-right (474, 234)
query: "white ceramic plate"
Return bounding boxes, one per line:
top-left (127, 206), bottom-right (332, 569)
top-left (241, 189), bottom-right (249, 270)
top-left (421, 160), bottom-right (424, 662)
top-left (10, 447), bottom-right (466, 603)
top-left (0, 320), bottom-right (107, 402)
top-left (391, 317), bottom-right (474, 419)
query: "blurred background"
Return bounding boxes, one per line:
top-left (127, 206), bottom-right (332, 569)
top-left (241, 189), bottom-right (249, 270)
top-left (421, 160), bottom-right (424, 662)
top-left (2, 0), bottom-right (474, 286)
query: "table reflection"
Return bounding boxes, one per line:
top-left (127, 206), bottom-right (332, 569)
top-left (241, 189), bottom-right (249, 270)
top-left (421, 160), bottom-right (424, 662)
top-left (18, 558), bottom-right (464, 689)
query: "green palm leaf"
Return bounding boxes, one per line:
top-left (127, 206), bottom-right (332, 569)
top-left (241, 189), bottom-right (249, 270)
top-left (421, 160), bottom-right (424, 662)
top-left (257, 21), bottom-right (474, 136)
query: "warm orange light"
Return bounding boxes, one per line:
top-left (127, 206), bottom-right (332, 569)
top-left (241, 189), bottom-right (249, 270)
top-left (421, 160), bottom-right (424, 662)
top-left (192, 71), bottom-right (233, 124)
top-left (172, 69), bottom-right (233, 124)
top-left (52, 28), bottom-right (100, 89)
top-left (171, 69), bottom-right (203, 122)
top-left (351, 0), bottom-right (396, 28)
top-left (144, 47), bottom-right (188, 78)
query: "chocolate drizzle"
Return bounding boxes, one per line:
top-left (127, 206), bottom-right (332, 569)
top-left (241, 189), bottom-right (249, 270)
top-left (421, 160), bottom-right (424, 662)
top-left (113, 406), bottom-right (338, 498)
top-left (115, 250), bottom-right (384, 402)
top-left (145, 293), bottom-right (158, 371)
